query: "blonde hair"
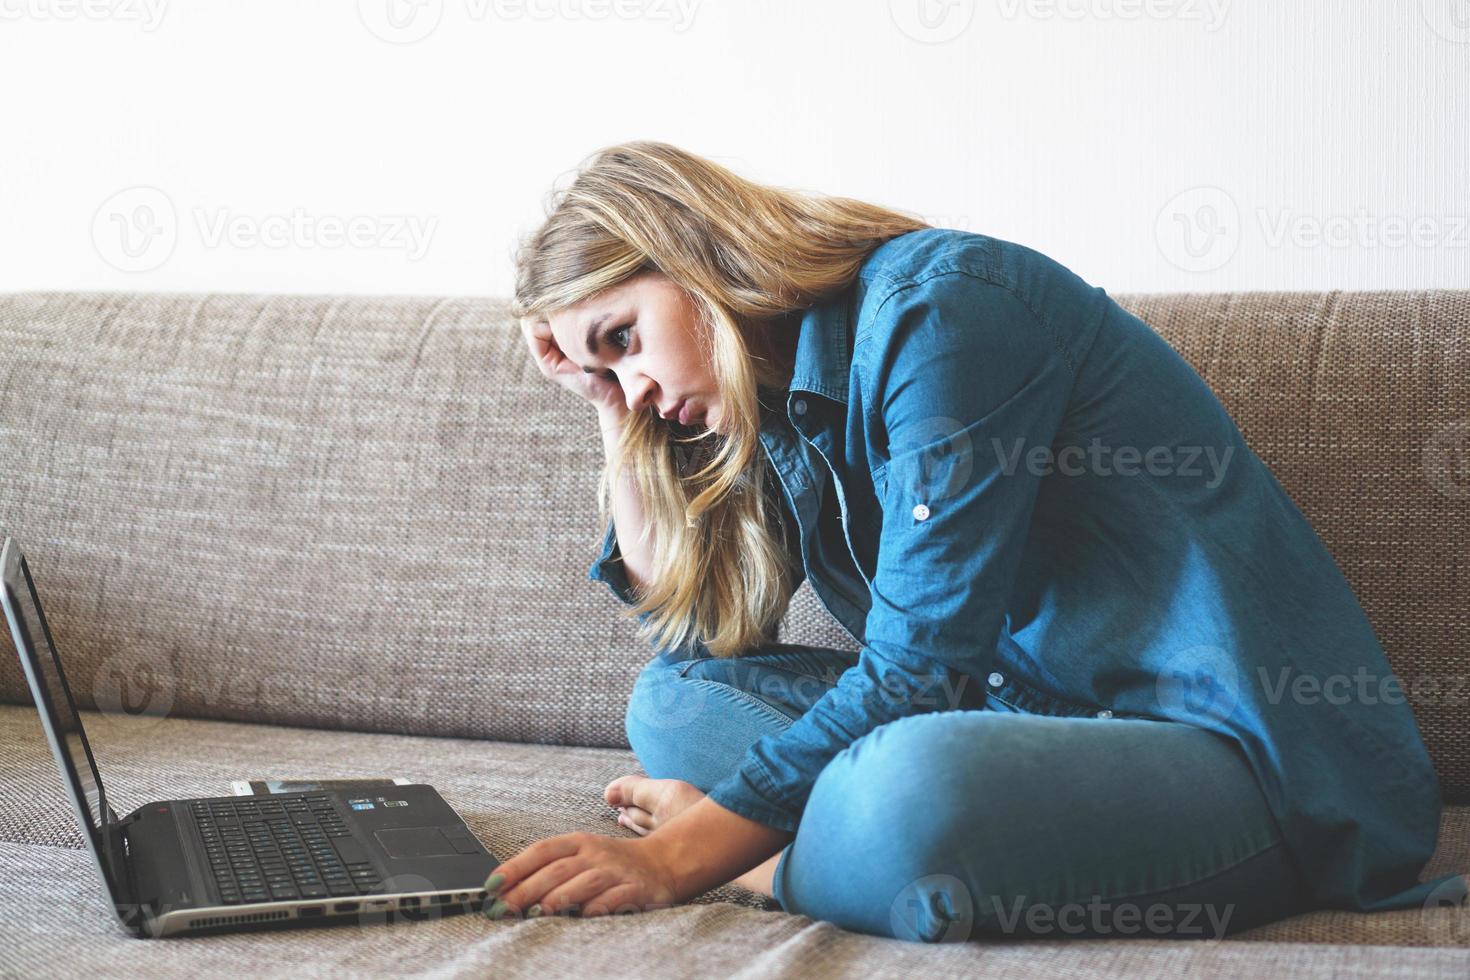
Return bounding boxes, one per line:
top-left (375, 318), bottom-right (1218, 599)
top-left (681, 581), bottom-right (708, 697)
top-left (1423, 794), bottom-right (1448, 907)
top-left (511, 141), bottom-right (930, 658)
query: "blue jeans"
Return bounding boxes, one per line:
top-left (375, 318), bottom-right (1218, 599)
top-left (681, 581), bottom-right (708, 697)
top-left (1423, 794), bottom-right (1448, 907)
top-left (624, 643), bottom-right (1314, 943)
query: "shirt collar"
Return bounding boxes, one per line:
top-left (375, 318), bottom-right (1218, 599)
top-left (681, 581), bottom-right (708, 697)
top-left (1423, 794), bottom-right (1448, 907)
top-left (784, 283), bottom-right (856, 408)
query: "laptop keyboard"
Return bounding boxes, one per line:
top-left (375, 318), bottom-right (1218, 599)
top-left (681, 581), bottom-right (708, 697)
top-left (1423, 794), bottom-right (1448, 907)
top-left (190, 796), bottom-right (384, 905)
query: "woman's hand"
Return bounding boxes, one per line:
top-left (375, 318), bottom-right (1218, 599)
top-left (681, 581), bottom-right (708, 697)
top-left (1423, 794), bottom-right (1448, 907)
top-left (520, 315), bottom-right (630, 422)
top-left (482, 831), bottom-right (679, 920)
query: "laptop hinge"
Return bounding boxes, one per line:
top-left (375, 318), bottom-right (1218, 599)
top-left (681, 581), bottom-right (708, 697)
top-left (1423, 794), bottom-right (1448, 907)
top-left (107, 806), bottom-right (150, 934)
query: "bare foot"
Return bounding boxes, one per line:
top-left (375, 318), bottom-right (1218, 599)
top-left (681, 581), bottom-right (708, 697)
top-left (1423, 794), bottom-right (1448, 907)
top-left (602, 774), bottom-right (781, 899)
top-left (603, 774), bottom-right (706, 836)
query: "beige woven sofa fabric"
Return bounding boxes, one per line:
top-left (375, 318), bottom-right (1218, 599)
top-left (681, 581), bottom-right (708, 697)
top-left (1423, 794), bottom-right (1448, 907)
top-left (1, 707), bottom-right (1466, 964)
top-left (0, 289), bottom-right (1467, 975)
top-left (0, 290), bottom-right (1464, 796)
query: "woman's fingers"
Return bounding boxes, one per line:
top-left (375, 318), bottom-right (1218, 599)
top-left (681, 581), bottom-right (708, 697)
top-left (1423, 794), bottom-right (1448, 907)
top-left (536, 866), bottom-right (619, 917)
top-left (583, 883), bottom-right (647, 918)
top-left (485, 834), bottom-right (581, 905)
top-left (496, 854), bottom-right (587, 916)
top-left (519, 317), bottom-right (566, 378)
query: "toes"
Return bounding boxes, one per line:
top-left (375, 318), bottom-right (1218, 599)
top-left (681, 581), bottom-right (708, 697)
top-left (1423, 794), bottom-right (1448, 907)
top-left (603, 774), bottom-right (644, 806)
top-left (617, 804), bottom-right (653, 836)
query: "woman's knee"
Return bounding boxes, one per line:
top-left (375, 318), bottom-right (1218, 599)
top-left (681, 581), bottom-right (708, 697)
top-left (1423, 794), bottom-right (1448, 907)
top-left (623, 655), bottom-right (797, 790)
top-left (776, 711), bottom-right (1003, 939)
top-left (624, 657), bottom-right (707, 777)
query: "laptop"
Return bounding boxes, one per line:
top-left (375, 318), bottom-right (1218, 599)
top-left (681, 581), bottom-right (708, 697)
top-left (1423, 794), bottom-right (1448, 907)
top-left (1, 536), bottom-right (500, 938)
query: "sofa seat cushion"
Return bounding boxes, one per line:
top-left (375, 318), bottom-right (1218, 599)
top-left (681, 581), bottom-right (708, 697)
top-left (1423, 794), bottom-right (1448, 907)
top-left (0, 706), bottom-right (1466, 966)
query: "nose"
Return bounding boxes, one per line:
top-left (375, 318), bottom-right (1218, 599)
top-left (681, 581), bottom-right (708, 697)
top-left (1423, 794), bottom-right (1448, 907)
top-left (624, 373), bottom-right (657, 415)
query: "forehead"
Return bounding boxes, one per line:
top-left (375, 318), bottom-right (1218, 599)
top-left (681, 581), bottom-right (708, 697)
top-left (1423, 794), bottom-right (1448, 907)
top-left (550, 288), bottom-right (631, 368)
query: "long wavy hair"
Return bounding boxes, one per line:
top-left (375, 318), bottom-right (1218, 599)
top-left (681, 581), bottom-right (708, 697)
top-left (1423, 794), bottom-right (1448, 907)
top-left (511, 141), bottom-right (930, 658)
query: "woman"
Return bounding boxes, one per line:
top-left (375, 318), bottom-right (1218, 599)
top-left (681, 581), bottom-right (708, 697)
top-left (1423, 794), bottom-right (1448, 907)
top-left (482, 141), bottom-right (1456, 942)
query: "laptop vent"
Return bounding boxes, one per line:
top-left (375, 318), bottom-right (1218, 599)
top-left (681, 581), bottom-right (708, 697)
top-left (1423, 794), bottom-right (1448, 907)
top-left (188, 909), bottom-right (291, 929)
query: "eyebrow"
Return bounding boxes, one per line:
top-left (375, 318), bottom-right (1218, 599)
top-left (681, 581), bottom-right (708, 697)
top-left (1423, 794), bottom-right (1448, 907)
top-left (584, 313), bottom-right (612, 358)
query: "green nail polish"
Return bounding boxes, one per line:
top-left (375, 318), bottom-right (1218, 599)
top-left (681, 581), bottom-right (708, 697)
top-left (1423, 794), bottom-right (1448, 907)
top-left (483, 872), bottom-right (505, 894)
top-left (485, 898), bottom-right (509, 920)
top-left (526, 903), bottom-right (542, 919)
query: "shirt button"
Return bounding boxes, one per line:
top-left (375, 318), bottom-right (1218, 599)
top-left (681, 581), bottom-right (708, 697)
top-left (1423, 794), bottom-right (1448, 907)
top-left (1095, 709), bottom-right (1114, 719)
top-left (912, 504), bottom-right (930, 521)
top-left (987, 671), bottom-right (1004, 688)
top-left (792, 399), bottom-right (807, 416)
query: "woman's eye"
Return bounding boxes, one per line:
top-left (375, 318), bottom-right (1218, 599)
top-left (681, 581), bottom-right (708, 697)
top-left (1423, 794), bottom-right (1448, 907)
top-left (609, 325), bottom-right (632, 350)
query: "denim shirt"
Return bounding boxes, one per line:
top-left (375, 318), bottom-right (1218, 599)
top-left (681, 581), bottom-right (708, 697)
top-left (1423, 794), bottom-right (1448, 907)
top-left (589, 228), bottom-right (1462, 913)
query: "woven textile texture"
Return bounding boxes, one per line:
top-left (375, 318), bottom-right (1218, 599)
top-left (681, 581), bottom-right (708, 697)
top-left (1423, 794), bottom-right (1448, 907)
top-left (0, 290), bottom-right (1465, 802)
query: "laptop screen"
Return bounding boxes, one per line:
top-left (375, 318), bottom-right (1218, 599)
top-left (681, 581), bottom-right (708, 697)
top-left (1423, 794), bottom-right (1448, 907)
top-left (0, 538), bottom-right (121, 903)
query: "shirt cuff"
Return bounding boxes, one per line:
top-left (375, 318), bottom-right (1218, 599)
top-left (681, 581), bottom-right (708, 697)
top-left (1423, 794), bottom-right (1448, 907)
top-left (704, 754), bottom-right (803, 833)
top-left (589, 517), bottom-right (712, 663)
top-left (588, 517), bottom-right (640, 606)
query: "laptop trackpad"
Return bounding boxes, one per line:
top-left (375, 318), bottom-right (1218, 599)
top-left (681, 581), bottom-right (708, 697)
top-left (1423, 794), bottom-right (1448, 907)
top-left (373, 826), bottom-right (459, 859)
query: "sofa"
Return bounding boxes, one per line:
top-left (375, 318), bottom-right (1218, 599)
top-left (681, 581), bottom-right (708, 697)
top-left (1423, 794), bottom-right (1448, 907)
top-left (0, 288), bottom-right (1466, 979)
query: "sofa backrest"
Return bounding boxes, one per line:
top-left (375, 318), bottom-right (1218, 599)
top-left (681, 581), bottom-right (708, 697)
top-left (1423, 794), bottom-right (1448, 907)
top-left (1, 290), bottom-right (1465, 799)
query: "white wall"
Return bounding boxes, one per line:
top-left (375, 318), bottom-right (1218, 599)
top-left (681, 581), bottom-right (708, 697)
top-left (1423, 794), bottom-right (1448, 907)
top-left (2, 0), bottom-right (1466, 296)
